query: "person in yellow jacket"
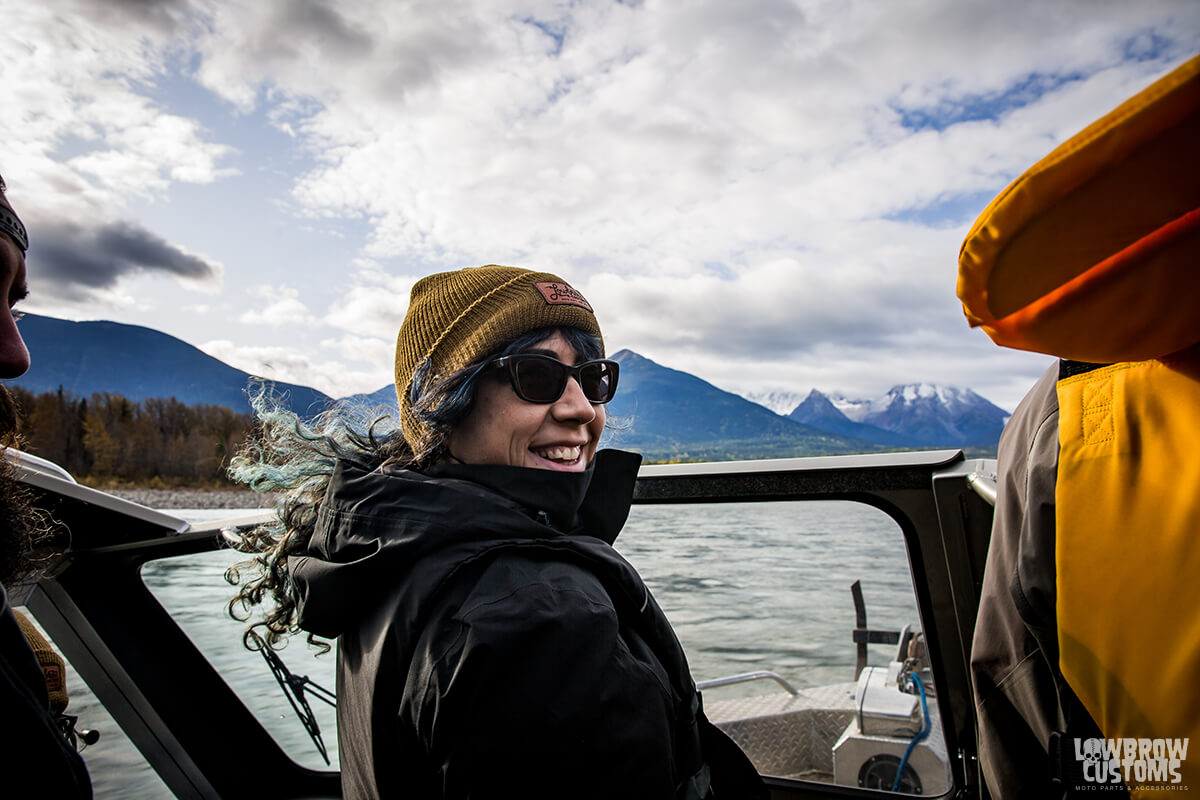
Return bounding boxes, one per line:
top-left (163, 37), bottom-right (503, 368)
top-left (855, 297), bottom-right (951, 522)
top-left (963, 54), bottom-right (1200, 799)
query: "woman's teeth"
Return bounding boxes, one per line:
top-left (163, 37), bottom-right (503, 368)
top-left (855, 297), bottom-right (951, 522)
top-left (534, 445), bottom-right (581, 462)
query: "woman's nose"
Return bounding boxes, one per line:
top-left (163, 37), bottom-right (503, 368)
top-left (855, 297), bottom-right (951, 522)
top-left (551, 375), bottom-right (596, 423)
top-left (0, 310), bottom-right (29, 379)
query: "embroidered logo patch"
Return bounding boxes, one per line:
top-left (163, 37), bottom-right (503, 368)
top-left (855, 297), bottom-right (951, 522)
top-left (534, 281), bottom-right (593, 312)
top-left (43, 664), bottom-right (63, 692)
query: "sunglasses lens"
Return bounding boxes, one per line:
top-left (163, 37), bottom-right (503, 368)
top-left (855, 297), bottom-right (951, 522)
top-left (513, 357), bottom-right (567, 402)
top-left (579, 362), bottom-right (616, 403)
top-left (505, 356), bottom-right (619, 403)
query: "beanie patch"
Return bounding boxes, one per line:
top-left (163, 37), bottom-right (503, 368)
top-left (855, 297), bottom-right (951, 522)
top-left (533, 281), bottom-right (593, 313)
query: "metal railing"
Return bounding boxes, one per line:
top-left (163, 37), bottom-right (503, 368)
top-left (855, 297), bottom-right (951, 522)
top-left (697, 670), bottom-right (801, 697)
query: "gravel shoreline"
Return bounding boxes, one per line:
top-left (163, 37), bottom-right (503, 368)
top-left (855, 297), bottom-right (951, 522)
top-left (101, 487), bottom-right (278, 509)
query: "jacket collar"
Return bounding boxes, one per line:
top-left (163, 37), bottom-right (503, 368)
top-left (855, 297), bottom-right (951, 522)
top-left (293, 448), bottom-right (642, 638)
top-left (422, 448), bottom-right (642, 545)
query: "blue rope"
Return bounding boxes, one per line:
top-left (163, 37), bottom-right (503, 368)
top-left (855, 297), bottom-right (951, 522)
top-left (891, 672), bottom-right (930, 793)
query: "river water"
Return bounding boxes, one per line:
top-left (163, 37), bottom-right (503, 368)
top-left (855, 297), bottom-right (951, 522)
top-left (46, 500), bottom-right (922, 798)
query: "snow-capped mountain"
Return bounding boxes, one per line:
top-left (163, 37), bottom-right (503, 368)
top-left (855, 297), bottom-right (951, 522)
top-left (826, 394), bottom-right (876, 423)
top-left (851, 384), bottom-right (1009, 446)
top-left (742, 390), bottom-right (809, 416)
top-left (788, 390), bottom-right (915, 446)
top-left (750, 384), bottom-right (1011, 449)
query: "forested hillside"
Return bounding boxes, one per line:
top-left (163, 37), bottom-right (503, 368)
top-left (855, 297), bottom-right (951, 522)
top-left (8, 386), bottom-right (255, 488)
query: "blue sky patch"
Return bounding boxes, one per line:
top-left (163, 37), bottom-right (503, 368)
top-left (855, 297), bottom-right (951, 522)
top-left (140, 67), bottom-right (309, 169)
top-left (49, 131), bottom-right (101, 162)
top-left (1122, 31), bottom-right (1173, 62)
top-left (886, 189), bottom-right (1000, 229)
top-left (520, 17), bottom-right (567, 57)
top-left (893, 70), bottom-right (1087, 132)
top-left (704, 261), bottom-right (737, 280)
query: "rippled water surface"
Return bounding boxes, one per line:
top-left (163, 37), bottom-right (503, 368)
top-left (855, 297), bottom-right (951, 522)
top-left (47, 500), bottom-right (920, 798)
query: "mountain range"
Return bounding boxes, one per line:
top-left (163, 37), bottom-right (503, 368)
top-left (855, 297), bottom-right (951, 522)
top-left (9, 314), bottom-right (1007, 460)
top-left (786, 386), bottom-right (1009, 449)
top-left (602, 351), bottom-right (870, 460)
top-left (11, 314), bottom-right (331, 416)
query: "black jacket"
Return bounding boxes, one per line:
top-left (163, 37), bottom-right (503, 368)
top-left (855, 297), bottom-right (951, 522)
top-left (0, 583), bottom-right (92, 799)
top-left (291, 449), bottom-right (765, 799)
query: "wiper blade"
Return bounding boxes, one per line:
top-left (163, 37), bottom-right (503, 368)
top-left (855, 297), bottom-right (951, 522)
top-left (250, 632), bottom-right (337, 765)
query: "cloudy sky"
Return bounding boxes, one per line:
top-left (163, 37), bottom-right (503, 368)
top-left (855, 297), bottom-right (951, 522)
top-left (3, 0), bottom-right (1197, 411)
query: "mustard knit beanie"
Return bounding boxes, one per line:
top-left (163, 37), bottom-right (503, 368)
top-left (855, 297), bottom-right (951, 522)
top-left (14, 609), bottom-right (69, 714)
top-left (394, 265), bottom-right (603, 450)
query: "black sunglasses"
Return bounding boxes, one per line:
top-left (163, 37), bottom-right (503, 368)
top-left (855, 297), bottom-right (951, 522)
top-left (489, 354), bottom-right (620, 404)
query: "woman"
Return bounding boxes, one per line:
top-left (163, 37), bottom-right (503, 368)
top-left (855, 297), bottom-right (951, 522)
top-left (229, 265), bottom-right (765, 799)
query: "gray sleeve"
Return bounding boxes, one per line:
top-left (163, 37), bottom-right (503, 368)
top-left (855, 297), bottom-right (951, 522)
top-left (970, 363), bottom-right (1065, 799)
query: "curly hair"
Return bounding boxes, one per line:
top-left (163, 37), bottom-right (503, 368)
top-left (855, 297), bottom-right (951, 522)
top-left (0, 386), bottom-right (56, 587)
top-left (225, 326), bottom-right (604, 653)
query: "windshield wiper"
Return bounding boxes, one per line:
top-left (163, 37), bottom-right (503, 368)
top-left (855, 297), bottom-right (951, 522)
top-left (250, 632), bottom-right (337, 765)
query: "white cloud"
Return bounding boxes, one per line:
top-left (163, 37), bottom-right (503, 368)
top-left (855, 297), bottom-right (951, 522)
top-left (68, 110), bottom-right (237, 195)
top-left (10, 0), bottom-right (1200, 409)
top-left (1, 5), bottom-right (233, 204)
top-left (239, 285), bottom-right (312, 327)
top-left (322, 277), bottom-right (415, 340)
top-left (321, 333), bottom-right (395, 391)
top-left (0, 2), bottom-right (236, 314)
top-left (198, 338), bottom-right (392, 399)
top-left (199, 339), bottom-right (316, 382)
top-left (246, 0), bottom-right (1199, 279)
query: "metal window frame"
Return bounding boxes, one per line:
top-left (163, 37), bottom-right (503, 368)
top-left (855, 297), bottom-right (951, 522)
top-left (19, 448), bottom-right (994, 799)
top-left (633, 450), bottom-right (993, 799)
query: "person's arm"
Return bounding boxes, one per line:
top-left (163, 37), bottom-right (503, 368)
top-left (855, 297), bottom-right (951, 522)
top-left (971, 364), bottom-right (1064, 798)
top-left (411, 557), bottom-right (685, 800)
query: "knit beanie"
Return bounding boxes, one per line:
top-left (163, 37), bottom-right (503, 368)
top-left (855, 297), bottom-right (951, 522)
top-left (394, 265), bottom-right (603, 451)
top-left (0, 179), bottom-right (29, 253)
top-left (14, 609), bottom-right (69, 714)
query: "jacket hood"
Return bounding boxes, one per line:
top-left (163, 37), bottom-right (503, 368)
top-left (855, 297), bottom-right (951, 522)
top-left (290, 448), bottom-right (642, 639)
top-left (957, 53), bottom-right (1200, 363)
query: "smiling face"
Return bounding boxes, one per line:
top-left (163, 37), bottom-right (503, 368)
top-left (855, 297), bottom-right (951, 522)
top-left (445, 331), bottom-right (605, 472)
